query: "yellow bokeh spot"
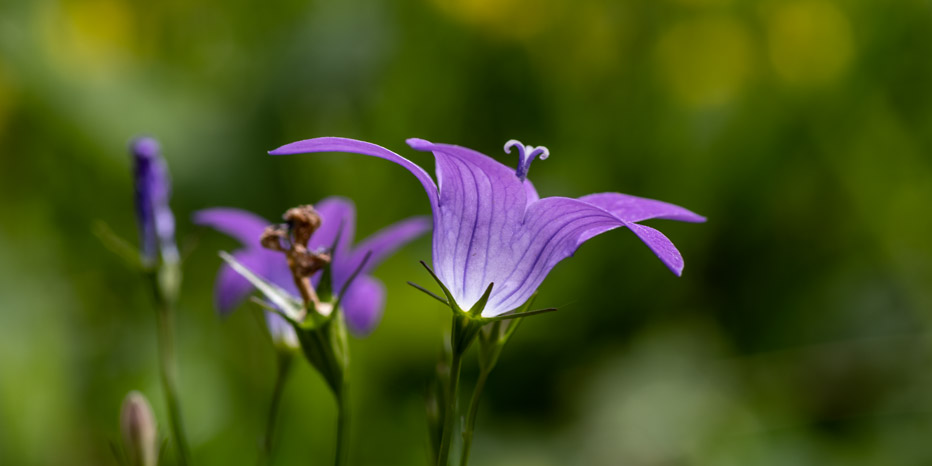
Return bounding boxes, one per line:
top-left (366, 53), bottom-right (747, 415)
top-left (765, 0), bottom-right (854, 86)
top-left (655, 16), bottom-right (754, 108)
top-left (672, 0), bottom-right (733, 7)
top-left (429, 0), bottom-right (556, 41)
top-left (40, 0), bottom-right (134, 75)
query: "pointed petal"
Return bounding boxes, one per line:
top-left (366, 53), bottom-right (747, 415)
top-left (339, 216), bottom-right (430, 287)
top-left (482, 197), bottom-right (694, 316)
top-left (340, 275), bottom-right (386, 336)
top-left (578, 193), bottom-right (706, 223)
top-left (624, 222), bottom-right (686, 276)
top-left (406, 139), bottom-right (532, 311)
top-left (310, 197), bottom-right (356, 258)
top-left (193, 208), bottom-right (270, 248)
top-left (219, 251), bottom-right (304, 321)
top-left (481, 197), bottom-right (626, 316)
top-left (269, 137), bottom-right (439, 210)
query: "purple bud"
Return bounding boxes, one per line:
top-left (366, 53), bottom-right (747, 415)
top-left (131, 137), bottom-right (178, 266)
top-left (120, 391), bottom-right (158, 466)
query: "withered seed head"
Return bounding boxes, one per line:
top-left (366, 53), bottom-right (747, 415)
top-left (291, 246), bottom-right (332, 277)
top-left (260, 225), bottom-right (289, 252)
top-left (283, 205), bottom-right (321, 246)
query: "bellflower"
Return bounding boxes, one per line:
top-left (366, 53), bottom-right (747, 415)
top-left (269, 138), bottom-right (706, 318)
top-left (131, 137), bottom-right (178, 267)
top-left (194, 197), bottom-right (429, 337)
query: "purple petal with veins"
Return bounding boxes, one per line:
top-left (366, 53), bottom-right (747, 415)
top-left (270, 137), bottom-right (705, 317)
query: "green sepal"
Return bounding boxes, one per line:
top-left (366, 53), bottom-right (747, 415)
top-left (316, 220), bottom-right (346, 303)
top-left (219, 251), bottom-right (304, 323)
top-left (477, 294), bottom-right (544, 372)
top-left (317, 262), bottom-right (334, 304)
top-left (418, 261), bottom-right (460, 313)
top-left (333, 251), bottom-right (372, 315)
top-left (94, 221), bottom-right (144, 271)
top-left (407, 281), bottom-right (449, 306)
top-left (486, 306), bottom-right (556, 322)
top-left (467, 282), bottom-right (495, 317)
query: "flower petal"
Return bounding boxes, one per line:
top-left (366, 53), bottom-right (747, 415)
top-left (269, 137), bottom-right (439, 210)
top-left (406, 139), bottom-right (533, 311)
top-left (193, 208), bottom-right (270, 248)
top-left (340, 216), bottom-right (430, 287)
top-left (483, 197), bottom-right (693, 316)
top-left (578, 192), bottom-right (706, 223)
top-left (310, 197), bottom-right (356, 258)
top-left (340, 275), bottom-right (386, 336)
top-left (624, 222), bottom-right (686, 276)
top-left (481, 197), bottom-right (628, 316)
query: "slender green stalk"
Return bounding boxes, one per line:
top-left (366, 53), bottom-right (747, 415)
top-left (334, 379), bottom-right (349, 466)
top-left (435, 348), bottom-right (463, 466)
top-left (259, 354), bottom-right (293, 466)
top-left (459, 368), bottom-right (490, 466)
top-left (154, 291), bottom-right (191, 466)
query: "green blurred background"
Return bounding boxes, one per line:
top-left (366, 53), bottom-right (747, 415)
top-left (1, 0), bottom-right (931, 464)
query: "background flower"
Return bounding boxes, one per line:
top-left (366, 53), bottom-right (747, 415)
top-left (131, 136), bottom-right (178, 266)
top-left (194, 197), bottom-right (428, 336)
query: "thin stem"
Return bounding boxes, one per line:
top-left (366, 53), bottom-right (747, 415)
top-left (459, 368), bottom-right (490, 466)
top-left (259, 354), bottom-right (293, 466)
top-left (334, 380), bottom-right (349, 466)
top-left (436, 348), bottom-right (463, 466)
top-left (154, 289), bottom-right (191, 466)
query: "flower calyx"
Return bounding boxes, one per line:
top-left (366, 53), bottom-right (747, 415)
top-left (409, 261), bottom-right (557, 355)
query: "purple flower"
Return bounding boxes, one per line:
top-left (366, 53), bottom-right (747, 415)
top-left (194, 197), bottom-right (429, 336)
top-left (269, 138), bottom-right (705, 317)
top-left (131, 137), bottom-right (178, 266)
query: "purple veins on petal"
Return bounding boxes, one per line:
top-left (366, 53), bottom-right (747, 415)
top-left (269, 137), bottom-right (705, 318)
top-left (578, 192), bottom-right (707, 223)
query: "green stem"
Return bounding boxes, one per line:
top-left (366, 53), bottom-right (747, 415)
top-left (334, 380), bottom-right (349, 466)
top-left (259, 354), bottom-right (293, 466)
top-left (459, 368), bottom-right (490, 466)
top-left (436, 348), bottom-right (463, 466)
top-left (154, 292), bottom-right (191, 466)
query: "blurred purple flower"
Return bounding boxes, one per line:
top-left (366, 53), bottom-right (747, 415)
top-left (270, 138), bottom-right (706, 318)
top-left (131, 137), bottom-right (178, 266)
top-left (194, 197), bottom-right (429, 336)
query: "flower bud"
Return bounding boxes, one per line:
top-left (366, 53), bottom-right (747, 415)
top-left (120, 391), bottom-right (158, 466)
top-left (131, 137), bottom-right (178, 267)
